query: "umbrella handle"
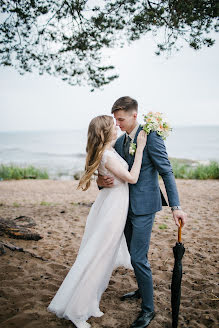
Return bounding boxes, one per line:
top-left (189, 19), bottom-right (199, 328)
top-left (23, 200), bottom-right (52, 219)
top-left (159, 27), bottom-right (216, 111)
top-left (178, 219), bottom-right (182, 243)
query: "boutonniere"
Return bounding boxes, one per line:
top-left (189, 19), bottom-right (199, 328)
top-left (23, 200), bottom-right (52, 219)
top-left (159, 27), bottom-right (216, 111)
top-left (129, 141), bottom-right (136, 156)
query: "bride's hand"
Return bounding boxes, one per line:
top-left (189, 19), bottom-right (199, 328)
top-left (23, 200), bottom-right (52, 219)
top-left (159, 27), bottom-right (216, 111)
top-left (137, 131), bottom-right (147, 151)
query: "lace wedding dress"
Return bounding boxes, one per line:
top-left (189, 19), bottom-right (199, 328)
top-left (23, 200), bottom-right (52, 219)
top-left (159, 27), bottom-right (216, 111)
top-left (47, 148), bottom-right (132, 327)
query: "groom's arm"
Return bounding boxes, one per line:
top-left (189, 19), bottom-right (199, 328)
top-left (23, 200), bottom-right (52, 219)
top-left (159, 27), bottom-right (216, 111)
top-left (147, 132), bottom-right (179, 206)
top-left (147, 132), bottom-right (187, 227)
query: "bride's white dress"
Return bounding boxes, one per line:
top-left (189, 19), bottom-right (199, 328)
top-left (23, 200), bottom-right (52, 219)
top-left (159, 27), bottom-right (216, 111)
top-left (47, 148), bottom-right (132, 327)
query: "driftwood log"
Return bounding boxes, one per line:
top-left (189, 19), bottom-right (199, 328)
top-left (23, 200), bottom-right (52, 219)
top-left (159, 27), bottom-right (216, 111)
top-left (0, 241), bottom-right (47, 261)
top-left (0, 216), bottom-right (46, 260)
top-left (0, 216), bottom-right (42, 241)
top-left (78, 202), bottom-right (93, 207)
top-left (0, 242), bottom-right (6, 255)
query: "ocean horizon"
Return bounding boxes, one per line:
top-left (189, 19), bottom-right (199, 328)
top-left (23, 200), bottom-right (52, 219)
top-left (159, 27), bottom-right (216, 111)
top-left (0, 125), bottom-right (219, 179)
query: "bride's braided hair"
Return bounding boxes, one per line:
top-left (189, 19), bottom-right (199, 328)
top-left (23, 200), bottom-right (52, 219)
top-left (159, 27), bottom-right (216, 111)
top-left (77, 115), bottom-right (114, 191)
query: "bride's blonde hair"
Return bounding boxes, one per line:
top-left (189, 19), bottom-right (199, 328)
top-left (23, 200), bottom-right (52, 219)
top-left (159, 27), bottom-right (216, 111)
top-left (77, 115), bottom-right (114, 191)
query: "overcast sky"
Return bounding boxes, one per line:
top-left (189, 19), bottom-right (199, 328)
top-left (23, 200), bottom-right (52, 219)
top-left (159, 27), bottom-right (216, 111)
top-left (0, 33), bottom-right (218, 132)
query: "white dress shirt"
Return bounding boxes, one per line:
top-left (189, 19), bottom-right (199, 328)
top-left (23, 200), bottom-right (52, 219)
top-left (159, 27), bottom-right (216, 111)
top-left (126, 122), bottom-right (140, 141)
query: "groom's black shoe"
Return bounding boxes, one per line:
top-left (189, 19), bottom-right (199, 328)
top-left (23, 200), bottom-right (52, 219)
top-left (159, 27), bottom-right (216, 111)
top-left (120, 289), bottom-right (141, 301)
top-left (130, 311), bottom-right (155, 328)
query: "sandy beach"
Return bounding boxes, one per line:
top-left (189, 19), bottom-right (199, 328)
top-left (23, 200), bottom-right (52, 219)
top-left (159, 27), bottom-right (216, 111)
top-left (0, 179), bottom-right (218, 328)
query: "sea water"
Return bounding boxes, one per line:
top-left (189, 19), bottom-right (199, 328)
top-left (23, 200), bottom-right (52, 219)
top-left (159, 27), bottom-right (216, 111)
top-left (0, 126), bottom-right (218, 179)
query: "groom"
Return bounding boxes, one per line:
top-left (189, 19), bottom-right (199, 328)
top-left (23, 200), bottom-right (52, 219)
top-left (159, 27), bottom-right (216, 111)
top-left (97, 96), bottom-right (187, 328)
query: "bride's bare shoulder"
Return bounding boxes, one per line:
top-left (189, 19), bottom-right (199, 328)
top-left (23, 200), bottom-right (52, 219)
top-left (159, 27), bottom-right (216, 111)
top-left (101, 148), bottom-right (116, 161)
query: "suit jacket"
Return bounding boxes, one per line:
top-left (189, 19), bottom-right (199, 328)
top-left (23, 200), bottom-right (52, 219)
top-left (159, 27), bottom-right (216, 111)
top-left (114, 125), bottom-right (180, 215)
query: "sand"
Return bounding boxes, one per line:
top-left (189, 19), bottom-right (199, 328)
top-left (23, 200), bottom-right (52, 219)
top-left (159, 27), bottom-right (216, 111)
top-left (0, 179), bottom-right (218, 328)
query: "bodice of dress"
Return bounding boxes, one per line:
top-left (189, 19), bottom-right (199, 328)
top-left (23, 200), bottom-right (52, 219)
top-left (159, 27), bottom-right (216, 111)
top-left (98, 148), bottom-right (128, 187)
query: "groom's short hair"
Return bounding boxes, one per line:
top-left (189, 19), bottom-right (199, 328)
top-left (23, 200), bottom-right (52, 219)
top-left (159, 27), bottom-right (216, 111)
top-left (111, 96), bottom-right (138, 113)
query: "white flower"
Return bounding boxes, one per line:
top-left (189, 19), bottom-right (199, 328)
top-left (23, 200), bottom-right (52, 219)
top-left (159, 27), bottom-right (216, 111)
top-left (129, 141), bottom-right (136, 156)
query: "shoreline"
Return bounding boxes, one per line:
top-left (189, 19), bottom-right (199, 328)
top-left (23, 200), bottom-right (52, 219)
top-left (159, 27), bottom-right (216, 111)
top-left (1, 157), bottom-right (218, 181)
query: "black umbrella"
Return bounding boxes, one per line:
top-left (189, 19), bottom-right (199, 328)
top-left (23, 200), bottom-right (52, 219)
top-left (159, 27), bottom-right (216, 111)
top-left (171, 219), bottom-right (185, 328)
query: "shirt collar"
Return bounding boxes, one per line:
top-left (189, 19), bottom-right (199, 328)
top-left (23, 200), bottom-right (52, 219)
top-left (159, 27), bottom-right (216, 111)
top-left (126, 122), bottom-right (140, 140)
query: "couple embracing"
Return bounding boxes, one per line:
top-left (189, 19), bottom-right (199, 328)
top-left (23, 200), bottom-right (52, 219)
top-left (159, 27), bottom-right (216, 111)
top-left (48, 96), bottom-right (187, 328)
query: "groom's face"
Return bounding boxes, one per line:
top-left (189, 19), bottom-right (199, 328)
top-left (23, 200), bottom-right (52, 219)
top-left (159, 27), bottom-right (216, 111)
top-left (113, 109), bottom-right (137, 134)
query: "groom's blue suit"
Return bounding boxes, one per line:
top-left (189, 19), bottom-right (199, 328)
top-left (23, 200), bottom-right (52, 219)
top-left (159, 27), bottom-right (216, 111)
top-left (114, 125), bottom-right (180, 312)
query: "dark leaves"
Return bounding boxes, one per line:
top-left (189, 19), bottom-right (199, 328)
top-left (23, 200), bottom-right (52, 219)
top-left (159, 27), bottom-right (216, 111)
top-left (0, 0), bottom-right (218, 89)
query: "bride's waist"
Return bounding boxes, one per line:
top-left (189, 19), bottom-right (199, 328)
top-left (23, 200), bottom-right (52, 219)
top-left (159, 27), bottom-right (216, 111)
top-left (104, 180), bottom-right (128, 189)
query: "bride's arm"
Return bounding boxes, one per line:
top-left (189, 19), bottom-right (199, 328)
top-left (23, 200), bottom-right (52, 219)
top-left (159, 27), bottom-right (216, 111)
top-left (105, 131), bottom-right (147, 184)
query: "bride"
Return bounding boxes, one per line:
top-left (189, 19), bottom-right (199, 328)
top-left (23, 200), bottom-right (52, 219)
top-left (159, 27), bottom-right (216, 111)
top-left (47, 115), bottom-right (147, 327)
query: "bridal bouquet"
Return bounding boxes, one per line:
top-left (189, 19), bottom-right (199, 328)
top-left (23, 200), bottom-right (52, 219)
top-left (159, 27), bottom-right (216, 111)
top-left (142, 111), bottom-right (172, 140)
top-left (129, 111), bottom-right (172, 155)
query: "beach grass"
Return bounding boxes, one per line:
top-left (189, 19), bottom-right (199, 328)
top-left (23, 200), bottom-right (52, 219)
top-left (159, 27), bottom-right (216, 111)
top-left (13, 202), bottom-right (20, 207)
top-left (0, 160), bottom-right (219, 181)
top-left (159, 223), bottom-right (168, 229)
top-left (40, 201), bottom-right (52, 206)
top-left (170, 159), bottom-right (219, 179)
top-left (0, 164), bottom-right (49, 180)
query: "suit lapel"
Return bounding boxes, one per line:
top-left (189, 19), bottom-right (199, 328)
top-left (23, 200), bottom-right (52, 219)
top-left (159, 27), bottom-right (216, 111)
top-left (133, 125), bottom-right (143, 144)
top-left (129, 125), bottom-right (143, 167)
top-left (116, 125), bottom-right (143, 167)
top-left (116, 133), bottom-right (126, 160)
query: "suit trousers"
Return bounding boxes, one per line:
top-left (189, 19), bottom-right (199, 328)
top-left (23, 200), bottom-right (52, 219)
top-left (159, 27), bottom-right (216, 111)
top-left (124, 208), bottom-right (155, 313)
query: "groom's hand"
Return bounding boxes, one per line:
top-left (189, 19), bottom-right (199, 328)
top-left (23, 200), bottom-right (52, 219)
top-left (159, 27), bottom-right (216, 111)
top-left (97, 174), bottom-right (114, 188)
top-left (172, 210), bottom-right (187, 228)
